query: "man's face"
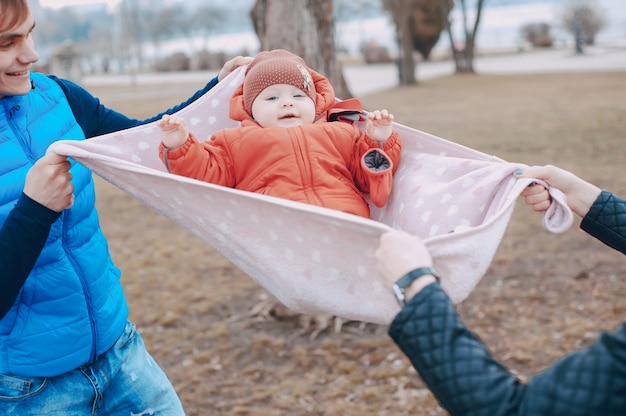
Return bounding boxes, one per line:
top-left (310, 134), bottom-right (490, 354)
top-left (0, 12), bottom-right (39, 98)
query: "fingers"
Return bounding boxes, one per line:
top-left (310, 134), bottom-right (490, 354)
top-left (47, 162), bottom-right (74, 211)
top-left (218, 55), bottom-right (253, 81)
top-left (518, 179), bottom-right (551, 212)
top-left (376, 230), bottom-right (432, 281)
top-left (230, 55), bottom-right (253, 67)
top-left (24, 154), bottom-right (75, 212)
top-left (519, 182), bottom-right (546, 198)
top-left (156, 114), bottom-right (169, 128)
top-left (523, 187), bottom-right (551, 212)
top-left (43, 151), bottom-right (70, 166)
top-left (514, 165), bottom-right (561, 185)
top-left (367, 109), bottom-right (394, 124)
top-left (366, 109), bottom-right (394, 143)
top-left (158, 114), bottom-right (185, 130)
top-left (159, 115), bottom-right (189, 149)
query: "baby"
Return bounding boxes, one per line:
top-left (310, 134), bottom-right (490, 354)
top-left (158, 49), bottom-right (401, 219)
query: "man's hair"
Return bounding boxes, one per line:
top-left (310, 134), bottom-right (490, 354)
top-left (0, 0), bottom-right (30, 33)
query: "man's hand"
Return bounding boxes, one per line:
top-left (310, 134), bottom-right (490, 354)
top-left (376, 230), bottom-right (433, 282)
top-left (24, 153), bottom-right (74, 212)
top-left (377, 230), bottom-right (437, 302)
top-left (217, 55), bottom-right (253, 81)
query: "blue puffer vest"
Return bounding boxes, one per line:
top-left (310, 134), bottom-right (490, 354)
top-left (0, 73), bottom-right (128, 377)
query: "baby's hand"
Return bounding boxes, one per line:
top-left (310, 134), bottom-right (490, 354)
top-left (157, 114), bottom-right (189, 149)
top-left (366, 109), bottom-right (394, 143)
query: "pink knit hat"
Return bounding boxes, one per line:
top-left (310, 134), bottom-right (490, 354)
top-left (243, 49), bottom-right (316, 115)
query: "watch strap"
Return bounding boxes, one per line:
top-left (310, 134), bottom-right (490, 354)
top-left (392, 267), bottom-right (440, 307)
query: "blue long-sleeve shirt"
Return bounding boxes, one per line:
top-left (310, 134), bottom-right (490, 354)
top-left (0, 75), bottom-right (218, 319)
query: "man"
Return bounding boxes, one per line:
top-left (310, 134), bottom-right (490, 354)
top-left (0, 0), bottom-right (250, 413)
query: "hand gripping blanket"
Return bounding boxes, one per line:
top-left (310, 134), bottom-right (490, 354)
top-left (50, 67), bottom-right (573, 325)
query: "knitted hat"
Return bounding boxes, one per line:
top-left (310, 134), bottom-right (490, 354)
top-left (243, 49), bottom-right (316, 115)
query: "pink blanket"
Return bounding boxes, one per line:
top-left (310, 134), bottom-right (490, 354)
top-left (50, 67), bottom-right (573, 325)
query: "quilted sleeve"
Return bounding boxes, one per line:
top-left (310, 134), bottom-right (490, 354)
top-left (388, 283), bottom-right (626, 415)
top-left (580, 190), bottom-right (626, 255)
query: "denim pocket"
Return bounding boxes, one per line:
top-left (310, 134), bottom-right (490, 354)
top-left (113, 320), bottom-right (136, 350)
top-left (0, 374), bottom-right (47, 399)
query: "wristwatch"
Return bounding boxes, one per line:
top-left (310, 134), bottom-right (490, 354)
top-left (392, 267), bottom-right (440, 307)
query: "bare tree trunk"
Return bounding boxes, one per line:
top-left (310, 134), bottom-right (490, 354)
top-left (446, 0), bottom-right (484, 74)
top-left (440, 0), bottom-right (460, 69)
top-left (398, 2), bottom-right (417, 84)
top-left (247, 0), bottom-right (352, 330)
top-left (251, 0), bottom-right (352, 99)
top-left (383, 0), bottom-right (417, 85)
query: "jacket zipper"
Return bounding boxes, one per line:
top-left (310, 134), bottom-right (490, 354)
top-left (293, 130), bottom-right (323, 205)
top-left (8, 100), bottom-right (99, 363)
top-left (7, 102), bottom-right (34, 160)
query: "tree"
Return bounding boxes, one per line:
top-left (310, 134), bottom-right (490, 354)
top-left (409, 0), bottom-right (453, 60)
top-left (118, 0), bottom-right (146, 73)
top-left (250, 0), bottom-right (351, 99)
top-left (382, 0), bottom-right (453, 85)
top-left (520, 22), bottom-right (554, 48)
top-left (188, 4), bottom-right (226, 52)
top-left (382, 0), bottom-right (416, 85)
top-left (247, 0), bottom-right (354, 332)
top-left (143, 5), bottom-right (180, 62)
top-left (441, 0), bottom-right (485, 74)
top-left (560, 0), bottom-right (607, 52)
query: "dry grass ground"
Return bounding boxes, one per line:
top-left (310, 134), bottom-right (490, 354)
top-left (89, 70), bottom-right (626, 415)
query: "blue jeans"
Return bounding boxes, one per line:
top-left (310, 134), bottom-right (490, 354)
top-left (0, 321), bottom-right (184, 415)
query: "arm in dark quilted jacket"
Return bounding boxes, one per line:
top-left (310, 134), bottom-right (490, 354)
top-left (522, 323), bottom-right (626, 415)
top-left (389, 283), bottom-right (527, 416)
top-left (390, 283), bottom-right (626, 415)
top-left (580, 190), bottom-right (626, 255)
top-left (0, 194), bottom-right (61, 319)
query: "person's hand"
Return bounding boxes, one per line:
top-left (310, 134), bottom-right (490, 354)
top-left (158, 114), bottom-right (189, 149)
top-left (376, 230), bottom-right (437, 301)
top-left (515, 165), bottom-right (601, 218)
top-left (518, 181), bottom-right (551, 213)
top-left (24, 152), bottom-right (74, 212)
top-left (365, 109), bottom-right (394, 143)
top-left (376, 229), bottom-right (433, 280)
top-left (217, 55), bottom-right (253, 81)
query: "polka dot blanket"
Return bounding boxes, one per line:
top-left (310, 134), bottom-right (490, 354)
top-left (49, 66), bottom-right (573, 325)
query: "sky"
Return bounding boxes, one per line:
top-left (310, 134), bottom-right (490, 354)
top-left (39, 0), bottom-right (120, 9)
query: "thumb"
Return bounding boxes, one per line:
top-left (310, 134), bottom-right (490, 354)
top-left (43, 151), bottom-right (69, 165)
top-left (514, 165), bottom-right (551, 181)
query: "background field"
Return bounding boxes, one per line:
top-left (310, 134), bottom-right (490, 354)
top-left (90, 70), bottom-right (625, 415)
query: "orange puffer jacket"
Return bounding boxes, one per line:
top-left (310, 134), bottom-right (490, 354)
top-left (160, 68), bottom-right (401, 218)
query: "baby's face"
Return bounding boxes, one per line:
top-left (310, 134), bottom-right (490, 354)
top-left (251, 84), bottom-right (315, 128)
